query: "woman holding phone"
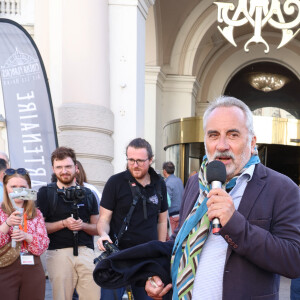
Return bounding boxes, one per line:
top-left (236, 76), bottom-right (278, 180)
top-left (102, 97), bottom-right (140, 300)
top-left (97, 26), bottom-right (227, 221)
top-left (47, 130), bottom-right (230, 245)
top-left (0, 168), bottom-right (49, 300)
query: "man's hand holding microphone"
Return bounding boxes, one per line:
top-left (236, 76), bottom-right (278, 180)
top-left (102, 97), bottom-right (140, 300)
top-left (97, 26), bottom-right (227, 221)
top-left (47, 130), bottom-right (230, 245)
top-left (206, 160), bottom-right (235, 233)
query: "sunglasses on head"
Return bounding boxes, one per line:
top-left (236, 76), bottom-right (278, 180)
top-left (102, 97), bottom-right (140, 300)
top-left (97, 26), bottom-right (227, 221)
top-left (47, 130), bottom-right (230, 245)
top-left (5, 168), bottom-right (28, 176)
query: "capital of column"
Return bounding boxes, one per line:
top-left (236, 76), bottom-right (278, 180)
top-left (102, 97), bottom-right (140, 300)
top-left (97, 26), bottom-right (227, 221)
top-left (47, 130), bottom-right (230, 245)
top-left (109, 0), bottom-right (155, 19)
top-left (163, 75), bottom-right (200, 98)
top-left (145, 66), bottom-right (166, 89)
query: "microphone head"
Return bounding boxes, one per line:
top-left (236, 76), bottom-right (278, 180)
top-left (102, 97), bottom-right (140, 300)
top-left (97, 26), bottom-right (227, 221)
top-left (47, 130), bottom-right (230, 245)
top-left (206, 160), bottom-right (226, 184)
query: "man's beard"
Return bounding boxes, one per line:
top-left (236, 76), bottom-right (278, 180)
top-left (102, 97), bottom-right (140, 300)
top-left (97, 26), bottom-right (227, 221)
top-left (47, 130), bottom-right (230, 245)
top-left (205, 149), bottom-right (249, 179)
top-left (129, 166), bottom-right (148, 180)
top-left (56, 172), bottom-right (76, 185)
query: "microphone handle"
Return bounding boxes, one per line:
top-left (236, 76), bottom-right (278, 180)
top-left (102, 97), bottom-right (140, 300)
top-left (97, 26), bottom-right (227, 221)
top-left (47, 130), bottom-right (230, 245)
top-left (11, 225), bottom-right (19, 248)
top-left (211, 181), bottom-right (222, 235)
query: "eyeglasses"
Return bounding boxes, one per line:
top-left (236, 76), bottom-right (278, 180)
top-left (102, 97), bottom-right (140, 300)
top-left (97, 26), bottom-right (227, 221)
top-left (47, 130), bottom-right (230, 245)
top-left (4, 168), bottom-right (28, 176)
top-left (54, 165), bottom-right (75, 171)
top-left (126, 158), bottom-right (149, 166)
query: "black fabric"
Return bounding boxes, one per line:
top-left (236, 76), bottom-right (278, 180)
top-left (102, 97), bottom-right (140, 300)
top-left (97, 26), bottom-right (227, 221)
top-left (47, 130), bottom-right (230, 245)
top-left (37, 184), bottom-right (99, 250)
top-left (100, 167), bottom-right (168, 250)
top-left (93, 240), bottom-right (173, 300)
top-left (46, 182), bottom-right (57, 216)
top-left (169, 211), bottom-right (179, 217)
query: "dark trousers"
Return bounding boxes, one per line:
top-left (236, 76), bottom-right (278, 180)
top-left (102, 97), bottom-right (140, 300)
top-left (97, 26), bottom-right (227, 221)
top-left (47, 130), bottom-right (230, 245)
top-left (291, 278), bottom-right (300, 300)
top-left (101, 284), bottom-right (152, 300)
top-left (0, 256), bottom-right (45, 300)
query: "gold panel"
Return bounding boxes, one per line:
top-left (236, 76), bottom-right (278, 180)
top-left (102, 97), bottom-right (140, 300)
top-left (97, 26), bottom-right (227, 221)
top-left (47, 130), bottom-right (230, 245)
top-left (180, 144), bottom-right (185, 182)
top-left (163, 117), bottom-right (204, 149)
top-left (163, 116), bottom-right (300, 149)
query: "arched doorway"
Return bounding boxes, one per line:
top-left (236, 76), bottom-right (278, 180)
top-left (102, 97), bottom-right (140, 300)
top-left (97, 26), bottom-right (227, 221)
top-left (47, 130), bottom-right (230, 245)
top-left (225, 62), bottom-right (300, 184)
top-left (225, 62), bottom-right (300, 118)
top-left (163, 62), bottom-right (300, 185)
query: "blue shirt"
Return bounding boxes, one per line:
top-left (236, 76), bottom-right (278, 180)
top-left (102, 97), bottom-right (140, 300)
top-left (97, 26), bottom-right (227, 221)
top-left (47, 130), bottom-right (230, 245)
top-left (165, 174), bottom-right (184, 215)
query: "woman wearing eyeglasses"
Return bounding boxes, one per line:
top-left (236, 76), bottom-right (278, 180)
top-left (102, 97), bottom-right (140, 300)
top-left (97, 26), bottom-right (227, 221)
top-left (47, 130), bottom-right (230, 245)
top-left (0, 168), bottom-right (49, 300)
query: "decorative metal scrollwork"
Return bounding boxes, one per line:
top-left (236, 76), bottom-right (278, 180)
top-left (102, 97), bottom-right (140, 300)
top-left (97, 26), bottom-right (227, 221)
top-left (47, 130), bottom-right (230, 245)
top-left (214, 0), bottom-right (300, 53)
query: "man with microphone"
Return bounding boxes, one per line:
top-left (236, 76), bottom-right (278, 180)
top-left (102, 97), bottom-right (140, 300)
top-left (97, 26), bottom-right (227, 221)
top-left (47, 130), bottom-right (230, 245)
top-left (145, 96), bottom-right (300, 300)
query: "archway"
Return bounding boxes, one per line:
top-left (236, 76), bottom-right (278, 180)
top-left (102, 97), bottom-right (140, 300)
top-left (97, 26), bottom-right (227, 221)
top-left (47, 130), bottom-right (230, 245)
top-left (225, 62), bottom-right (300, 184)
top-left (225, 62), bottom-right (300, 118)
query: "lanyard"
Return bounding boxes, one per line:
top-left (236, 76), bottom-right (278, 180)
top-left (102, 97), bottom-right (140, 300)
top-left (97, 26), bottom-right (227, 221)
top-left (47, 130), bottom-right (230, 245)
top-left (19, 213), bottom-right (28, 249)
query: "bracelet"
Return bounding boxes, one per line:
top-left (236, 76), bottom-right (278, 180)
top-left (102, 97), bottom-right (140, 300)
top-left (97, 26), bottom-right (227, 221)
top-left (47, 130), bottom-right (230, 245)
top-left (5, 220), bottom-right (11, 227)
top-left (62, 220), bottom-right (65, 227)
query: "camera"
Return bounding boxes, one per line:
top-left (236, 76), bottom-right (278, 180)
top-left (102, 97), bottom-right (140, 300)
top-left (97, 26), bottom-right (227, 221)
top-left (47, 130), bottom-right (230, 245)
top-left (57, 185), bottom-right (86, 204)
top-left (57, 185), bottom-right (86, 257)
top-left (94, 241), bottom-right (119, 264)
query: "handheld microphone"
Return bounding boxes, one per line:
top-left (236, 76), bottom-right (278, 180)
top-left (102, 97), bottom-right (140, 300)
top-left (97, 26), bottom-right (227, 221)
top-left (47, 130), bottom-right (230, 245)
top-left (206, 160), bottom-right (226, 235)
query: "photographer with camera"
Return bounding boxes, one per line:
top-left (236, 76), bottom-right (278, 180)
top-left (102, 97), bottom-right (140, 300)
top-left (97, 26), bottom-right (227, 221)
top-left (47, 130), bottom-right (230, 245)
top-left (36, 147), bottom-right (100, 300)
top-left (96, 138), bottom-right (168, 300)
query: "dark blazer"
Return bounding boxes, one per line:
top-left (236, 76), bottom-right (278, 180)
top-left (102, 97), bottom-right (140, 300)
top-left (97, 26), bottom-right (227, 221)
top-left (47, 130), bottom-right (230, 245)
top-left (172, 163), bottom-right (300, 300)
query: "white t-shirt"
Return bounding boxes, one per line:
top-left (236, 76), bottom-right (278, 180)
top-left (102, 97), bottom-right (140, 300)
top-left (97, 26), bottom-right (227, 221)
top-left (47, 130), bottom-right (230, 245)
top-left (84, 182), bottom-right (102, 206)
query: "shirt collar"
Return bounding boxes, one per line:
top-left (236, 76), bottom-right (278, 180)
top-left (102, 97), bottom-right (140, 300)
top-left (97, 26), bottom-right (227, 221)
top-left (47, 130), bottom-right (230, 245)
top-left (236, 164), bottom-right (256, 184)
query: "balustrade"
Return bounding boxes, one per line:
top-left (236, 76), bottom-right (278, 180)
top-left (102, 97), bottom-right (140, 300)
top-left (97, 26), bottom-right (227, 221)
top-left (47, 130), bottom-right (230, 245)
top-left (0, 0), bottom-right (20, 15)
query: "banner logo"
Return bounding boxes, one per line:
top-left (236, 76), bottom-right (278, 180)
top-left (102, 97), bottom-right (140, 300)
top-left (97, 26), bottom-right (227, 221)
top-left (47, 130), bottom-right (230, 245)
top-left (1, 48), bottom-right (41, 85)
top-left (214, 0), bottom-right (300, 53)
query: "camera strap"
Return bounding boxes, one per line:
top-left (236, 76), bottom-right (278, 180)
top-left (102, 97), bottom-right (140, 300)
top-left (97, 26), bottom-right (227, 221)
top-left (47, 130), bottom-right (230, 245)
top-left (47, 182), bottom-right (58, 216)
top-left (115, 181), bottom-right (143, 246)
top-left (115, 179), bottom-right (164, 246)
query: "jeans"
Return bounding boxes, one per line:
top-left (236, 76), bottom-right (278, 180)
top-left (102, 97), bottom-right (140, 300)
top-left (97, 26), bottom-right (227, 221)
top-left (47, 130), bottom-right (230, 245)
top-left (291, 278), bottom-right (300, 300)
top-left (101, 284), bottom-right (152, 300)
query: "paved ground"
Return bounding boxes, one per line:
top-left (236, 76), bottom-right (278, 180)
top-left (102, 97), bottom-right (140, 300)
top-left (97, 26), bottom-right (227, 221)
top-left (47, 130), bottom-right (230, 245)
top-left (45, 276), bottom-right (292, 299)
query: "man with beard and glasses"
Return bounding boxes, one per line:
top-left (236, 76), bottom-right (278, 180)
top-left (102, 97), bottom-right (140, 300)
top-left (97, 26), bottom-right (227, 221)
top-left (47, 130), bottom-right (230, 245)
top-left (96, 138), bottom-right (168, 300)
top-left (144, 96), bottom-right (300, 300)
top-left (37, 147), bottom-right (100, 300)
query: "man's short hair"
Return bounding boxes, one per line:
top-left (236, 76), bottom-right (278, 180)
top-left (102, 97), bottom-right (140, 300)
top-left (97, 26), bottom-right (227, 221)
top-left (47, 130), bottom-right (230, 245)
top-left (0, 158), bottom-right (7, 172)
top-left (51, 147), bottom-right (76, 166)
top-left (203, 96), bottom-right (255, 138)
top-left (126, 138), bottom-right (154, 160)
top-left (163, 161), bottom-right (175, 174)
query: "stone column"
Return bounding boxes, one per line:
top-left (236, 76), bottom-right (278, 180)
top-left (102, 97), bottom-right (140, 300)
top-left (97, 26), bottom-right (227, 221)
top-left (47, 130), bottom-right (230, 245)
top-left (196, 102), bottom-right (210, 117)
top-left (159, 75), bottom-right (200, 165)
top-left (35, 0), bottom-right (113, 191)
top-left (109, 0), bottom-right (155, 173)
top-left (145, 66), bottom-right (165, 170)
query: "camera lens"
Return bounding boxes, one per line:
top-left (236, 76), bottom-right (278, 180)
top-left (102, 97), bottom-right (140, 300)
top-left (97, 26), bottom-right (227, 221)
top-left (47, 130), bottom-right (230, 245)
top-left (74, 187), bottom-right (85, 200)
top-left (105, 243), bottom-right (119, 254)
top-left (94, 251), bottom-right (109, 264)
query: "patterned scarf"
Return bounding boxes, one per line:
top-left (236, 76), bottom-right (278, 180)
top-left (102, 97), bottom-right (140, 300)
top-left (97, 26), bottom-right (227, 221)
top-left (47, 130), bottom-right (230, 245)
top-left (171, 155), bottom-right (260, 300)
